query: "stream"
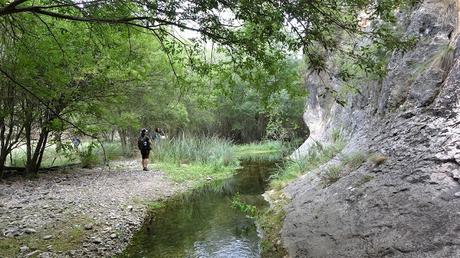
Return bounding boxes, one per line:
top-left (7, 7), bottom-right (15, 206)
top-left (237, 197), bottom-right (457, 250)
top-left (120, 159), bottom-right (278, 258)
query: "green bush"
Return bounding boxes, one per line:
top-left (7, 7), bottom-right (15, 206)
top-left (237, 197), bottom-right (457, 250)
top-left (79, 143), bottom-right (101, 168)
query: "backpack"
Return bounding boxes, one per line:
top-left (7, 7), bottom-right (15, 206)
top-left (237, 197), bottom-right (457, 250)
top-left (138, 136), bottom-right (151, 151)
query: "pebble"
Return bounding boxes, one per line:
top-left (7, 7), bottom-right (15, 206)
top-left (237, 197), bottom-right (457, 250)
top-left (24, 228), bottom-right (37, 234)
top-left (40, 252), bottom-right (52, 258)
top-left (110, 233), bottom-right (118, 239)
top-left (26, 250), bottom-right (41, 257)
top-left (20, 246), bottom-right (30, 252)
top-left (84, 224), bottom-right (94, 230)
top-left (454, 192), bottom-right (460, 198)
top-left (43, 235), bottom-right (53, 240)
top-left (92, 237), bottom-right (103, 244)
top-left (127, 206), bottom-right (133, 211)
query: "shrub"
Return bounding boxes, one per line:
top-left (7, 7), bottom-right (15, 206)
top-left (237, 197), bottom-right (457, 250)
top-left (79, 143), bottom-right (101, 168)
top-left (320, 165), bottom-right (342, 187)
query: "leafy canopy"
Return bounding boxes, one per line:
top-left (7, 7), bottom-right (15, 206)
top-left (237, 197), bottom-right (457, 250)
top-left (0, 0), bottom-right (415, 74)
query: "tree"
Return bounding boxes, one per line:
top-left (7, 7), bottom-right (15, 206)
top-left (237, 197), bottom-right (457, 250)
top-left (0, 0), bottom-right (415, 174)
top-left (0, 0), bottom-right (414, 74)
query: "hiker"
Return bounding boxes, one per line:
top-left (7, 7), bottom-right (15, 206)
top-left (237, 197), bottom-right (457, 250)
top-left (137, 128), bottom-right (151, 171)
top-left (71, 136), bottom-right (81, 150)
top-left (152, 128), bottom-right (165, 144)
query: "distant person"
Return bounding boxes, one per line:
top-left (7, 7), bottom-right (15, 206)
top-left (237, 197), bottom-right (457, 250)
top-left (71, 136), bottom-right (81, 150)
top-left (152, 128), bottom-right (165, 144)
top-left (137, 128), bottom-right (151, 171)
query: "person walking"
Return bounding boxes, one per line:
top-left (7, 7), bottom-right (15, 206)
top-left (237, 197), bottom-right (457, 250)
top-left (137, 128), bottom-right (151, 171)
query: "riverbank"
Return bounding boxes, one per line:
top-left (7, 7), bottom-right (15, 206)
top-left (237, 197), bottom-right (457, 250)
top-left (0, 160), bottom-right (187, 257)
top-left (0, 141), bottom-right (285, 257)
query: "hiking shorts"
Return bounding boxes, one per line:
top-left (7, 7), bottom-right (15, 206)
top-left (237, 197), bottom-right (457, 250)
top-left (141, 150), bottom-right (150, 159)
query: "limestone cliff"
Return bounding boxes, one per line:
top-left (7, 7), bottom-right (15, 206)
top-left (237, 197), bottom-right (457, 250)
top-left (283, 1), bottom-right (460, 257)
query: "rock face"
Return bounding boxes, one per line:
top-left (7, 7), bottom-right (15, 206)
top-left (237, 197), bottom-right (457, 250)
top-left (283, 1), bottom-right (460, 257)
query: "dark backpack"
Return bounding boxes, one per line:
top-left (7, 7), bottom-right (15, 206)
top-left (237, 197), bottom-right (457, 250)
top-left (138, 136), bottom-right (150, 151)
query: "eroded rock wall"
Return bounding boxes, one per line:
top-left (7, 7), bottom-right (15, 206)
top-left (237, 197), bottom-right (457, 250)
top-left (283, 1), bottom-right (460, 257)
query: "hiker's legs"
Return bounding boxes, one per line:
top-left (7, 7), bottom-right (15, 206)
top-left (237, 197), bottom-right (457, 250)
top-left (140, 150), bottom-right (150, 170)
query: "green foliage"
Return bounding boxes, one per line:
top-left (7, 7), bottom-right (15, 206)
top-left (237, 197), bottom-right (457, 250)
top-left (152, 135), bottom-right (236, 167)
top-left (258, 190), bottom-right (289, 257)
top-left (320, 150), bottom-right (368, 187)
top-left (0, 0), bottom-right (413, 174)
top-left (341, 151), bottom-right (368, 171)
top-left (231, 192), bottom-right (258, 218)
top-left (79, 142), bottom-right (101, 168)
top-left (265, 89), bottom-right (306, 141)
top-left (147, 201), bottom-right (165, 211)
top-left (270, 139), bottom-right (346, 190)
top-left (234, 141), bottom-right (283, 161)
top-left (151, 135), bottom-right (239, 186)
top-left (320, 165), bottom-right (343, 187)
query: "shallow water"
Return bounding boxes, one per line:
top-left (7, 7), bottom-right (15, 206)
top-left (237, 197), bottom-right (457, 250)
top-left (121, 160), bottom-right (277, 258)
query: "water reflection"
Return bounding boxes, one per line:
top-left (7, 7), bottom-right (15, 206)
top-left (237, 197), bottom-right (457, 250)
top-left (121, 160), bottom-right (276, 258)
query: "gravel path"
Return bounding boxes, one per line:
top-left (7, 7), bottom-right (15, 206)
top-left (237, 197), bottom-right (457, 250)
top-left (0, 160), bottom-right (186, 257)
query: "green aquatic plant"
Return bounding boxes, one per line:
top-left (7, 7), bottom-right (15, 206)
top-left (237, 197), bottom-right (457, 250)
top-left (231, 192), bottom-right (258, 218)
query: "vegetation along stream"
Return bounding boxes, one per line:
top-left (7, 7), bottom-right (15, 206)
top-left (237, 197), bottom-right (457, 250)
top-left (121, 159), bottom-right (278, 257)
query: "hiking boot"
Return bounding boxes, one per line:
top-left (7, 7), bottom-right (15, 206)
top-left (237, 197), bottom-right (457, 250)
top-left (143, 167), bottom-right (149, 171)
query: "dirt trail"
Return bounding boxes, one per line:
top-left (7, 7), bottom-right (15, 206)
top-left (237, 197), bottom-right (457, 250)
top-left (0, 160), bottom-right (186, 257)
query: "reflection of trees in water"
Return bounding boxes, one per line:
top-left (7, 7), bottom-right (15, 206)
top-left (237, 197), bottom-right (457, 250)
top-left (124, 160), bottom-right (276, 257)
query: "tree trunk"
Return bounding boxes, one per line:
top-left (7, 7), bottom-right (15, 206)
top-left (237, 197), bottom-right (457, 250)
top-left (25, 110), bottom-right (33, 175)
top-left (25, 130), bottom-right (49, 175)
top-left (119, 129), bottom-right (129, 156)
top-left (0, 152), bottom-right (7, 177)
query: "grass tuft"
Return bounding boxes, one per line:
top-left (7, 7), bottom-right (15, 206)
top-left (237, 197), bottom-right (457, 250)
top-left (269, 140), bottom-right (346, 190)
top-left (320, 150), bottom-right (369, 187)
top-left (320, 165), bottom-right (343, 187)
top-left (369, 153), bottom-right (388, 166)
top-left (234, 141), bottom-right (283, 161)
top-left (150, 135), bottom-right (239, 187)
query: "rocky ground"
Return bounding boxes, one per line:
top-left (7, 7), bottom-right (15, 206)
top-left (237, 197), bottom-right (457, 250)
top-left (0, 160), bottom-right (187, 258)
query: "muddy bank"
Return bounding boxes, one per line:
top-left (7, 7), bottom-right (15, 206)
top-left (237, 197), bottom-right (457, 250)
top-left (0, 160), bottom-right (187, 257)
